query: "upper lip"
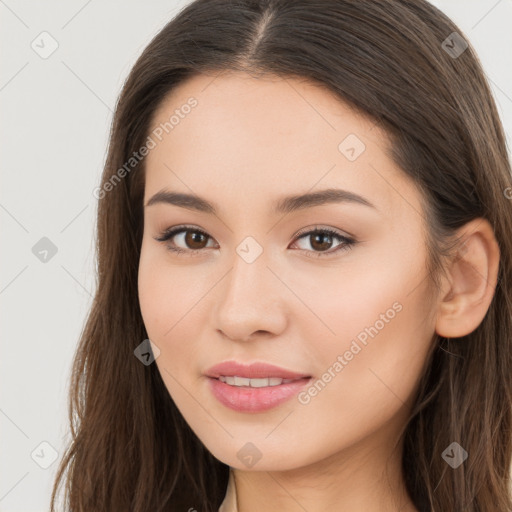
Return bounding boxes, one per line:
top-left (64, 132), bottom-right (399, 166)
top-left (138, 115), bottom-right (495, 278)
top-left (205, 360), bottom-right (311, 380)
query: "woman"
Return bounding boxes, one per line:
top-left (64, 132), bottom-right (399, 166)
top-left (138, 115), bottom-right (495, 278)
top-left (51, 0), bottom-right (512, 510)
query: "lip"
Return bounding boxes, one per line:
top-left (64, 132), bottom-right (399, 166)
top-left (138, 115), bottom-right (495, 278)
top-left (207, 376), bottom-right (312, 413)
top-left (204, 360), bottom-right (311, 380)
top-left (204, 360), bottom-right (312, 413)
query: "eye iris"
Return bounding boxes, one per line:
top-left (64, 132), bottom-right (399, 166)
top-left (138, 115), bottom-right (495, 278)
top-left (310, 232), bottom-right (333, 251)
top-left (185, 230), bottom-right (207, 249)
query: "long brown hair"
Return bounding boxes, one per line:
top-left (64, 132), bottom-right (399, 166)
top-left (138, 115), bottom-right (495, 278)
top-left (50, 1), bottom-right (512, 510)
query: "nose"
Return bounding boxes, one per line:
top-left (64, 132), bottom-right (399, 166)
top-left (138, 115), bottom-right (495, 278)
top-left (213, 248), bottom-right (287, 343)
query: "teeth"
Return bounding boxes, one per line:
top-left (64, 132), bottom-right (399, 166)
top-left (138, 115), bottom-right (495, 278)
top-left (234, 376), bottom-right (251, 386)
top-left (218, 375), bottom-right (295, 387)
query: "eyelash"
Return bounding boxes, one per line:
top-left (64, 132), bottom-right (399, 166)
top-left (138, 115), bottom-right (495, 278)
top-left (154, 224), bottom-right (356, 259)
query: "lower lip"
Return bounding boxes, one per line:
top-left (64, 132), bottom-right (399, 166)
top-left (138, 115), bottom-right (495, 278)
top-left (207, 376), bottom-right (312, 413)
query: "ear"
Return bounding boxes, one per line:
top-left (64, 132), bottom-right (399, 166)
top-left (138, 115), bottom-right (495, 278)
top-left (435, 217), bottom-right (500, 338)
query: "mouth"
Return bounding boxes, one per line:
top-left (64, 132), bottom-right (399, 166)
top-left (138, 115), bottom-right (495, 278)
top-left (204, 360), bottom-right (312, 412)
top-left (206, 375), bottom-right (312, 413)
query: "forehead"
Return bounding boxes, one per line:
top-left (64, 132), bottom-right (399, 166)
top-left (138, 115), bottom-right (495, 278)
top-left (144, 71), bottom-right (421, 220)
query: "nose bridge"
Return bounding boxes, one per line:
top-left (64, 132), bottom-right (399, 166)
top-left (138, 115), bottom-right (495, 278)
top-left (213, 236), bottom-right (286, 340)
top-left (223, 239), bottom-right (270, 309)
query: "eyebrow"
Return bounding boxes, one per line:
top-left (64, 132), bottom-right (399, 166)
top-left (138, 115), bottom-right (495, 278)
top-left (144, 188), bottom-right (377, 215)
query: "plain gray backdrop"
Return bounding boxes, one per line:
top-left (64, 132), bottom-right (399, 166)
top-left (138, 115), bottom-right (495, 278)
top-left (1, 1), bottom-right (511, 510)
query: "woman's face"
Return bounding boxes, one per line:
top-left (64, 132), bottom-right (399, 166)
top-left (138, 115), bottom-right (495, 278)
top-left (138, 71), bottom-right (438, 471)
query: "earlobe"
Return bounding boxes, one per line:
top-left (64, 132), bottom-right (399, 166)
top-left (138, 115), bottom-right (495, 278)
top-left (435, 218), bottom-right (500, 338)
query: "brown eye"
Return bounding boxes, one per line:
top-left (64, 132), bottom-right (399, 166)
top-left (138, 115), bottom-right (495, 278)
top-left (308, 232), bottom-right (335, 252)
top-left (184, 230), bottom-right (209, 250)
top-left (291, 227), bottom-right (355, 257)
top-left (155, 226), bottom-right (216, 254)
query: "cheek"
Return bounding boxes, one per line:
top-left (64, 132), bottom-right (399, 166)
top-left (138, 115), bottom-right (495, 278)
top-left (298, 269), bottom-right (434, 442)
top-left (137, 248), bottom-right (204, 405)
top-left (138, 244), bottom-right (201, 337)
top-left (293, 239), bottom-right (434, 415)
top-left (137, 243), bottom-right (214, 389)
top-left (138, 251), bottom-right (168, 337)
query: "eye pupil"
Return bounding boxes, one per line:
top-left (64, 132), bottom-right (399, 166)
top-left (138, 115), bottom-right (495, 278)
top-left (311, 233), bottom-right (332, 251)
top-left (186, 230), bottom-right (207, 249)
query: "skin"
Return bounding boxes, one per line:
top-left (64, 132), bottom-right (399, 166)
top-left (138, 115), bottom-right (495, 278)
top-left (137, 71), bottom-right (500, 512)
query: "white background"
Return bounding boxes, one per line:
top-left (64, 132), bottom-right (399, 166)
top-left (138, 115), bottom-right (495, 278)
top-left (1, 1), bottom-right (511, 510)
